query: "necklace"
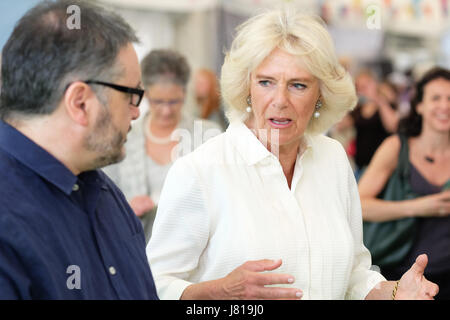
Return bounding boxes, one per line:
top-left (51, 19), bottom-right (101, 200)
top-left (144, 114), bottom-right (178, 145)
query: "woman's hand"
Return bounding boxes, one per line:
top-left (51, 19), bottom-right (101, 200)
top-left (408, 190), bottom-right (450, 217)
top-left (181, 259), bottom-right (303, 300)
top-left (395, 254), bottom-right (439, 300)
top-left (129, 195), bottom-right (155, 217)
top-left (219, 259), bottom-right (303, 300)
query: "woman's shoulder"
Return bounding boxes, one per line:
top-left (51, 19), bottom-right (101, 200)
top-left (366, 134), bottom-right (402, 172)
top-left (309, 134), bottom-right (348, 157)
top-left (377, 134), bottom-right (402, 157)
top-left (175, 131), bottom-right (229, 165)
top-left (165, 132), bottom-right (229, 188)
top-left (200, 118), bottom-right (223, 131)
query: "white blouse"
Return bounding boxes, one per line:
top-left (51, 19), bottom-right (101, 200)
top-left (146, 121), bottom-right (386, 300)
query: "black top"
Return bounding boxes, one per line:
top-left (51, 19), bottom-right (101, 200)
top-left (383, 161), bottom-right (450, 299)
top-left (402, 164), bottom-right (450, 275)
top-left (351, 105), bottom-right (390, 169)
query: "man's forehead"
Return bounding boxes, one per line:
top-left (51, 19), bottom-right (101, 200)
top-left (117, 43), bottom-right (141, 85)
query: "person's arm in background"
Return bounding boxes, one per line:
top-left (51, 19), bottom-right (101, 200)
top-left (362, 78), bottom-right (399, 133)
top-left (359, 135), bottom-right (450, 222)
top-left (375, 94), bottom-right (399, 133)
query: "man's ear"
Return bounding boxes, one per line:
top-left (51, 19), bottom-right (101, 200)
top-left (63, 82), bottom-right (97, 126)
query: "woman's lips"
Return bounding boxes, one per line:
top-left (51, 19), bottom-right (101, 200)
top-left (435, 113), bottom-right (449, 120)
top-left (268, 118), bottom-right (292, 128)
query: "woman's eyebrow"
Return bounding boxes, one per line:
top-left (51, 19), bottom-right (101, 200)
top-left (255, 74), bottom-right (314, 82)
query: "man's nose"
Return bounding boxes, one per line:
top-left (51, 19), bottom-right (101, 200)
top-left (130, 105), bottom-right (140, 120)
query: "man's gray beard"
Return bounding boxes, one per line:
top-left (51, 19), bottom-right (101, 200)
top-left (83, 106), bottom-right (127, 170)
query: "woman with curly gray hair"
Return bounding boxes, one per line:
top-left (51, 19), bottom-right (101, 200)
top-left (104, 49), bottom-right (221, 241)
top-left (147, 8), bottom-right (438, 300)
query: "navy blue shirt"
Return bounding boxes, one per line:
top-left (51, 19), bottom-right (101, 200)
top-left (0, 121), bottom-right (159, 300)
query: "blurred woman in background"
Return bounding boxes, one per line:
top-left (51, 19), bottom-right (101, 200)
top-left (351, 69), bottom-right (400, 180)
top-left (331, 69), bottom-right (401, 179)
top-left (104, 49), bottom-right (221, 242)
top-left (359, 67), bottom-right (450, 299)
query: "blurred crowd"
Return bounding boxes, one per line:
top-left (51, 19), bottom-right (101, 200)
top-left (329, 62), bottom-right (418, 177)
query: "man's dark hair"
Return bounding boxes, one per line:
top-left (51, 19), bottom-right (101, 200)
top-left (398, 67), bottom-right (450, 137)
top-left (0, 0), bottom-right (139, 121)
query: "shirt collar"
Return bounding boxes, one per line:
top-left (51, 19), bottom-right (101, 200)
top-left (226, 121), bottom-right (313, 166)
top-left (0, 120), bottom-right (78, 195)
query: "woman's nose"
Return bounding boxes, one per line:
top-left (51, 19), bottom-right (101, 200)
top-left (272, 86), bottom-right (288, 109)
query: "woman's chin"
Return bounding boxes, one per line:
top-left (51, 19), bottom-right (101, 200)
top-left (154, 118), bottom-right (178, 129)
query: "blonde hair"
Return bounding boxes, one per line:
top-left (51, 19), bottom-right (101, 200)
top-left (220, 8), bottom-right (357, 135)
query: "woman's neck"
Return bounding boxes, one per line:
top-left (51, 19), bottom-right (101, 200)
top-left (149, 116), bottom-right (179, 137)
top-left (277, 142), bottom-right (301, 189)
top-left (417, 126), bottom-right (450, 155)
top-left (246, 118), bottom-right (302, 188)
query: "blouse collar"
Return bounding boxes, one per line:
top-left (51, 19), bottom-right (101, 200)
top-left (226, 121), bottom-right (313, 167)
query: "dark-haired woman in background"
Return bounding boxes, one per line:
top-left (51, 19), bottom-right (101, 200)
top-left (359, 67), bottom-right (450, 299)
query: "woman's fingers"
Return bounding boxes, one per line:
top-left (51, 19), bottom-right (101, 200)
top-left (222, 259), bottom-right (302, 300)
top-left (242, 259), bottom-right (283, 272)
top-left (397, 254), bottom-right (440, 300)
top-left (252, 272), bottom-right (295, 286)
top-left (255, 286), bottom-right (303, 300)
top-left (427, 281), bottom-right (439, 298)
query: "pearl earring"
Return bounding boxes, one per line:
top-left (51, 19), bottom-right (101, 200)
top-left (246, 96), bottom-right (252, 113)
top-left (314, 99), bottom-right (322, 118)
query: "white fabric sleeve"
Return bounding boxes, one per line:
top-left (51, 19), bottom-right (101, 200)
top-left (344, 158), bottom-right (386, 300)
top-left (146, 157), bottom-right (210, 300)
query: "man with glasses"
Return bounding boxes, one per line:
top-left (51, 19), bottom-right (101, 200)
top-left (0, 0), bottom-right (158, 299)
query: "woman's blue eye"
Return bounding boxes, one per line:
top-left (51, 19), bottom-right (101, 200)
top-left (259, 80), bottom-right (271, 87)
top-left (292, 83), bottom-right (306, 89)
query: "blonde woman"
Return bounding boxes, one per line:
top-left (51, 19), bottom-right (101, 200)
top-left (147, 8), bottom-right (439, 300)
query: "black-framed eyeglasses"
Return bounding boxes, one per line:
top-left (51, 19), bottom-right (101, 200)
top-left (85, 80), bottom-right (145, 107)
